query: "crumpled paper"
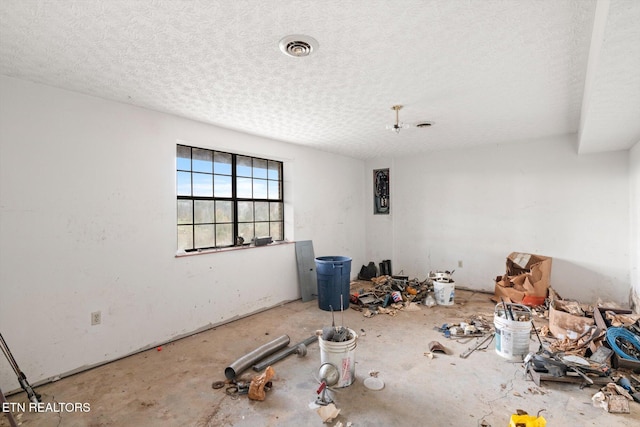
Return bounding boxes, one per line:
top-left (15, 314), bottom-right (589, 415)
top-left (317, 403), bottom-right (340, 423)
top-left (248, 366), bottom-right (275, 401)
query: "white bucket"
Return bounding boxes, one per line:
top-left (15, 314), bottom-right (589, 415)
top-left (433, 280), bottom-right (455, 305)
top-left (494, 304), bottom-right (532, 361)
top-left (318, 328), bottom-right (357, 388)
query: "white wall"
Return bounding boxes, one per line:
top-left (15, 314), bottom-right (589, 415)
top-left (366, 135), bottom-right (630, 304)
top-left (631, 141), bottom-right (640, 312)
top-left (0, 76), bottom-right (365, 390)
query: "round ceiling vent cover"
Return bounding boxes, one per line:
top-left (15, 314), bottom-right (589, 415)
top-left (279, 35), bottom-right (319, 57)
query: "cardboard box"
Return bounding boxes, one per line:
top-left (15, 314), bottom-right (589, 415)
top-left (594, 307), bottom-right (640, 372)
top-left (549, 301), bottom-right (594, 339)
top-left (492, 252), bottom-right (552, 305)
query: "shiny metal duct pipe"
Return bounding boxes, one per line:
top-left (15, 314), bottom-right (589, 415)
top-left (225, 335), bottom-right (290, 380)
top-left (252, 335), bottom-right (318, 372)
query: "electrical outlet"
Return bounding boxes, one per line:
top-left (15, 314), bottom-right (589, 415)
top-left (458, 260), bottom-right (463, 268)
top-left (91, 311), bottom-right (101, 326)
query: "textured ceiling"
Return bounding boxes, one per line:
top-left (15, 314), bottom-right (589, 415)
top-left (1, 0), bottom-right (638, 159)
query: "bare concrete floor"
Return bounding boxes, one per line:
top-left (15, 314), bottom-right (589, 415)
top-left (2, 289), bottom-right (640, 427)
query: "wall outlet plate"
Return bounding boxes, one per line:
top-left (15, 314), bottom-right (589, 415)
top-left (91, 311), bottom-right (101, 326)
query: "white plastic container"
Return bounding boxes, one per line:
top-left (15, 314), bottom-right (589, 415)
top-left (494, 303), bottom-right (532, 361)
top-left (433, 280), bottom-right (455, 305)
top-left (318, 328), bottom-right (357, 387)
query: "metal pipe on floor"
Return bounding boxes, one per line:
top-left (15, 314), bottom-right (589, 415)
top-left (225, 335), bottom-right (290, 380)
top-left (252, 335), bottom-right (318, 372)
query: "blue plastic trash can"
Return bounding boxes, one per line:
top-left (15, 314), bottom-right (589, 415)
top-left (315, 256), bottom-right (352, 312)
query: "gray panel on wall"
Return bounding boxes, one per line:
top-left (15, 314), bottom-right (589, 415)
top-left (295, 240), bottom-right (317, 302)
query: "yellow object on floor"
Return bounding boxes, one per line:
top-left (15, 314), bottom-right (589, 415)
top-left (508, 414), bottom-right (546, 427)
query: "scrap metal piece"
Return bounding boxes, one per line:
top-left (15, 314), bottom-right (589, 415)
top-left (459, 332), bottom-right (495, 358)
top-left (251, 335), bottom-right (317, 372)
top-left (225, 335), bottom-right (290, 380)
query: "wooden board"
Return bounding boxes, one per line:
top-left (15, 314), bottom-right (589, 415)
top-left (295, 241), bottom-right (317, 302)
top-left (527, 365), bottom-right (612, 387)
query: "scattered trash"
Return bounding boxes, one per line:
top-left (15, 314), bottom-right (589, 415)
top-left (428, 341), bottom-right (447, 354)
top-left (592, 382), bottom-right (633, 413)
top-left (248, 365), bottom-right (275, 401)
top-left (527, 386), bottom-right (546, 395)
top-left (316, 403), bottom-right (340, 423)
top-left (460, 332), bottom-right (495, 359)
top-left (423, 292), bottom-right (436, 307)
top-left (350, 270), bottom-right (447, 315)
top-left (211, 380), bottom-right (225, 389)
top-left (492, 252), bottom-right (551, 306)
top-left (363, 376), bottom-right (384, 391)
top-left (435, 315), bottom-right (493, 341)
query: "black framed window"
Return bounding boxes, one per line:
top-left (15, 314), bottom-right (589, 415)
top-left (176, 144), bottom-right (284, 251)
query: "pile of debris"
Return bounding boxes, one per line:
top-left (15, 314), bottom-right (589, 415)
top-left (434, 314), bottom-right (494, 340)
top-left (352, 263), bottom-right (458, 317)
top-left (350, 274), bottom-right (435, 317)
top-left (516, 287), bottom-right (640, 414)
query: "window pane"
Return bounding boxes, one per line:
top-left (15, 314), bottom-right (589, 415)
top-left (214, 174), bottom-right (232, 197)
top-left (177, 171), bottom-right (192, 196)
top-left (270, 202), bottom-right (283, 220)
top-left (215, 201), bottom-right (233, 222)
top-left (238, 201), bottom-right (253, 222)
top-left (236, 155), bottom-right (252, 177)
top-left (237, 177), bottom-right (252, 198)
top-left (270, 221), bottom-right (283, 240)
top-left (194, 224), bottom-right (215, 248)
top-left (194, 200), bottom-right (214, 224)
top-left (216, 224), bottom-right (233, 246)
top-left (192, 173), bottom-right (213, 197)
top-left (192, 148), bottom-right (213, 173)
top-left (253, 179), bottom-right (268, 198)
top-left (255, 222), bottom-right (269, 237)
top-left (238, 223), bottom-right (254, 241)
top-left (255, 202), bottom-right (269, 221)
top-left (253, 158), bottom-right (268, 179)
top-left (177, 145), bottom-right (285, 251)
top-left (214, 152), bottom-right (232, 175)
top-left (267, 161), bottom-right (280, 180)
top-left (268, 180), bottom-right (280, 199)
top-left (177, 146), bottom-right (191, 171)
top-left (177, 200), bottom-right (193, 224)
top-left (177, 225), bottom-right (193, 250)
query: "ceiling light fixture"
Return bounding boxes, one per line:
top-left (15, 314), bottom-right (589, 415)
top-left (386, 105), bottom-right (410, 134)
top-left (279, 35), bottom-right (319, 57)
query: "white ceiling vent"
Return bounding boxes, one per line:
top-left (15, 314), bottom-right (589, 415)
top-left (279, 35), bottom-right (319, 57)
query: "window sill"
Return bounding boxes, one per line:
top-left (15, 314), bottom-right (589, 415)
top-left (175, 240), bottom-right (293, 258)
